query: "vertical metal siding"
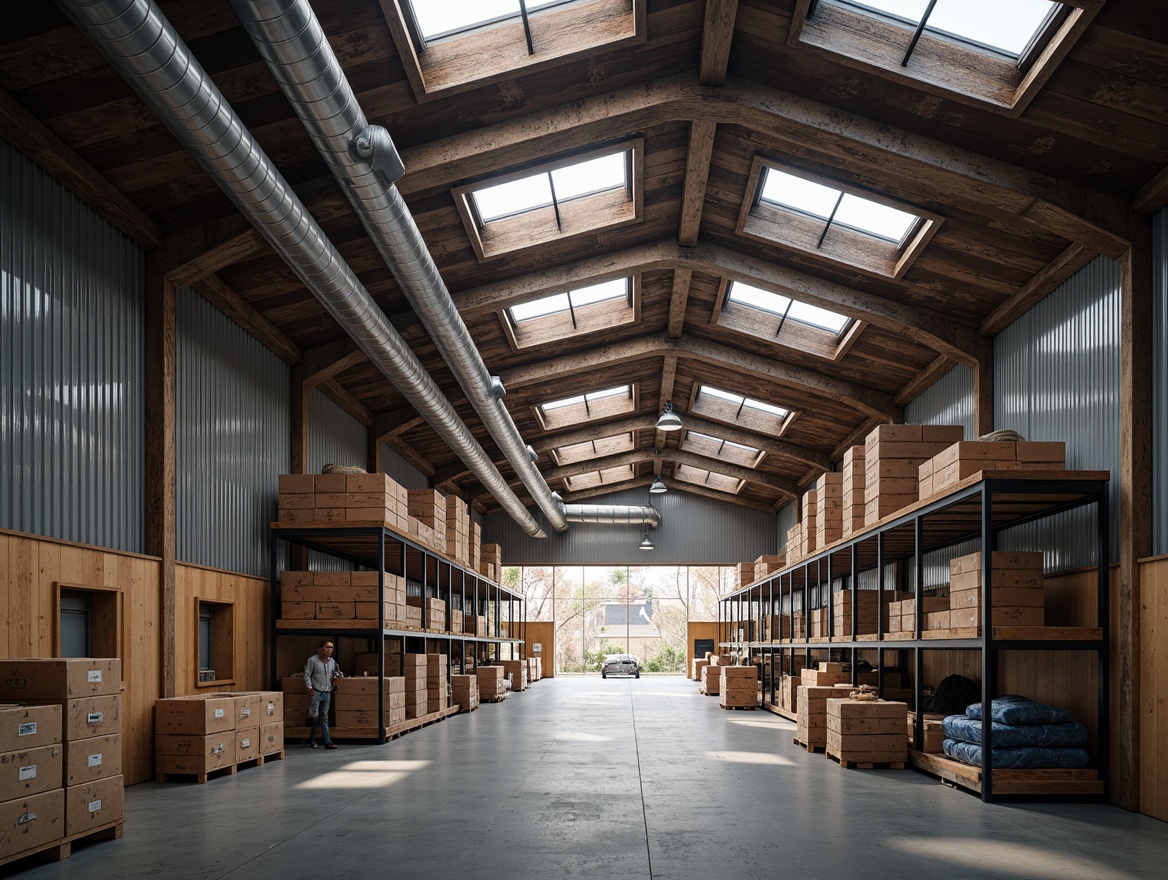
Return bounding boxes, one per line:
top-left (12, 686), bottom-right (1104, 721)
top-left (176, 287), bottom-right (289, 576)
top-left (994, 255), bottom-right (1121, 568)
top-left (380, 443), bottom-right (430, 490)
top-left (904, 363), bottom-right (974, 438)
top-left (483, 487), bottom-right (777, 564)
top-left (0, 139), bottom-right (144, 551)
top-left (1154, 208), bottom-right (1168, 555)
top-left (308, 388), bottom-right (367, 472)
top-left (776, 501), bottom-right (796, 551)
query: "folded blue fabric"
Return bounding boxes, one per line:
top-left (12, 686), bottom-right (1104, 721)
top-left (942, 714), bottom-right (1087, 748)
top-left (965, 695), bottom-right (1072, 726)
top-left (943, 738), bottom-right (1090, 769)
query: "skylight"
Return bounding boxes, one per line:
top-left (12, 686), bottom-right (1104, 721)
top-left (727, 281), bottom-right (851, 335)
top-left (538, 384), bottom-right (636, 429)
top-left (692, 384), bottom-right (791, 435)
top-left (674, 464), bottom-right (743, 495)
top-left (509, 278), bottom-right (629, 324)
top-left (408, 0), bottom-right (567, 42)
top-left (543, 385), bottom-right (628, 412)
top-left (682, 431), bottom-right (763, 468)
top-left (699, 386), bottom-right (788, 419)
top-left (564, 464), bottom-right (635, 492)
top-left (553, 432), bottom-right (635, 466)
top-left (842, 0), bottom-right (1060, 59)
top-left (472, 152), bottom-right (628, 224)
top-left (760, 169), bottom-right (919, 246)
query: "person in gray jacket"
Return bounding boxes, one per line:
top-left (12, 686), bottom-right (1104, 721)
top-left (305, 639), bottom-right (343, 749)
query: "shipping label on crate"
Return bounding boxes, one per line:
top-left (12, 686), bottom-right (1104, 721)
top-left (18, 722), bottom-right (36, 736)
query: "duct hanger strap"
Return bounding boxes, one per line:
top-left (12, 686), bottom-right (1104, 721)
top-left (351, 126), bottom-right (405, 187)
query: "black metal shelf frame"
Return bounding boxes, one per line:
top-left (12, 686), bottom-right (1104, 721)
top-left (269, 524), bottom-right (526, 743)
top-left (717, 474), bottom-right (1110, 803)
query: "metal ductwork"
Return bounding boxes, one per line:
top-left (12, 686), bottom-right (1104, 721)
top-left (231, 0), bottom-right (570, 534)
top-left (562, 504), bottom-right (662, 529)
top-left (55, 0), bottom-right (547, 538)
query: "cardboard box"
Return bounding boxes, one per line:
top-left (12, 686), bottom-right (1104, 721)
top-left (155, 696), bottom-right (236, 735)
top-left (0, 659), bottom-right (121, 700)
top-left (0, 704), bottom-right (62, 753)
top-left (62, 694), bottom-right (121, 741)
top-left (0, 789), bottom-right (65, 860)
top-left (63, 733), bottom-right (121, 786)
top-left (0, 743), bottom-right (63, 797)
top-left (65, 775), bottom-right (124, 836)
top-left (234, 729), bottom-right (260, 763)
top-left (259, 722), bottom-right (283, 756)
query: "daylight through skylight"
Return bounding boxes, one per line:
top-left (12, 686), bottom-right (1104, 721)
top-left (842, 0), bottom-right (1059, 58)
top-left (761, 169), bottom-right (919, 245)
top-left (509, 278), bottom-right (629, 323)
top-left (473, 152), bottom-right (627, 223)
top-left (699, 386), bottom-right (789, 419)
top-left (408, 0), bottom-right (567, 42)
top-left (542, 385), bottom-right (629, 412)
top-left (727, 281), bottom-right (851, 335)
top-left (682, 431), bottom-right (763, 468)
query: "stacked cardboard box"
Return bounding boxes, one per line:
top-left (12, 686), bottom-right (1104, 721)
top-left (333, 676), bottom-right (406, 729)
top-left (155, 694), bottom-right (236, 779)
top-left (863, 424), bottom-right (964, 526)
top-left (445, 495), bottom-right (471, 565)
top-left (796, 684), bottom-right (848, 749)
top-left (526, 657), bottom-right (541, 683)
top-left (907, 711), bottom-right (947, 753)
top-left (407, 489), bottom-right (446, 531)
top-left (480, 544), bottom-right (502, 583)
top-left (1, 703), bottom-right (64, 861)
top-left (801, 662), bottom-right (851, 687)
top-left (692, 657), bottom-right (710, 681)
top-left (948, 551), bottom-right (1045, 629)
top-left (831, 590), bottom-right (906, 638)
top-left (719, 666), bottom-right (759, 709)
top-left (886, 596), bottom-right (949, 633)
top-left (476, 666), bottom-right (506, 701)
top-left (500, 660), bottom-right (527, 692)
top-left (785, 523), bottom-right (802, 563)
top-left (735, 562), bottom-right (756, 588)
top-left (280, 678), bottom-right (312, 728)
top-left (449, 608), bottom-right (464, 634)
top-left (426, 654), bottom-right (449, 714)
top-left (390, 654), bottom-right (429, 719)
top-left (406, 596), bottom-right (447, 631)
top-left (451, 674), bottom-right (478, 711)
top-left (0, 659), bottom-right (124, 842)
top-left (699, 665), bottom-right (723, 696)
top-left (254, 693), bottom-right (284, 757)
top-left (464, 614), bottom-right (488, 637)
top-left (753, 554), bottom-right (785, 579)
top-left (840, 445), bottom-right (866, 538)
top-left (809, 607), bottom-right (828, 638)
top-left (920, 440), bottom-right (1066, 498)
top-left (278, 472), bottom-right (408, 530)
top-left (826, 698), bottom-right (908, 765)
top-left (470, 522), bottom-right (482, 571)
top-left (408, 516), bottom-right (446, 555)
top-left (815, 472), bottom-right (844, 548)
top-left (800, 489), bottom-right (818, 556)
top-left (280, 570), bottom-right (407, 625)
top-left (760, 614), bottom-right (791, 642)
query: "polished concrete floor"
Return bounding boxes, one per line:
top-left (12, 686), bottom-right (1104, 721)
top-left (10, 676), bottom-right (1168, 879)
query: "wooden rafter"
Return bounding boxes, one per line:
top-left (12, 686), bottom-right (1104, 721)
top-left (678, 121), bottom-right (717, 246)
top-left (979, 244), bottom-right (1097, 337)
top-left (699, 0), bottom-right (740, 86)
top-left (301, 338), bottom-right (367, 387)
top-left (190, 275), bottom-right (301, 365)
top-left (542, 448), bottom-right (797, 496)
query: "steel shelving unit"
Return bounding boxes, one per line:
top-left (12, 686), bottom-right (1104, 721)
top-left (719, 469), bottom-right (1110, 802)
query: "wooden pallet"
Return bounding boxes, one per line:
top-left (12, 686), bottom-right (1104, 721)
top-left (793, 738), bottom-right (826, 753)
top-left (157, 763), bottom-right (238, 784)
top-left (762, 703), bottom-right (797, 722)
top-left (827, 752), bottom-right (905, 770)
top-left (719, 703), bottom-right (758, 710)
top-left (480, 694), bottom-right (507, 703)
top-left (0, 819), bottom-right (124, 868)
top-left (908, 750), bottom-right (1104, 796)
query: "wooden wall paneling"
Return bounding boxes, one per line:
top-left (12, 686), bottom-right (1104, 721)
top-left (11, 536), bottom-right (37, 657)
top-left (0, 536), bottom-right (8, 658)
top-left (999, 650), bottom-right (1099, 762)
top-left (686, 621), bottom-right (723, 672)
top-left (1139, 557), bottom-right (1168, 821)
top-left (522, 621), bottom-right (556, 678)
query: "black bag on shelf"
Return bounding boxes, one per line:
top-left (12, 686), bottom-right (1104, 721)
top-left (927, 674), bottom-right (979, 715)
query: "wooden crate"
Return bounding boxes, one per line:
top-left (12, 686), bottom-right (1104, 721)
top-left (826, 698), bottom-right (908, 766)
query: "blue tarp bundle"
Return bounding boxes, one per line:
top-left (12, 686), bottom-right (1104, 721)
top-left (942, 696), bottom-right (1090, 770)
top-left (943, 739), bottom-right (1090, 769)
top-left (965, 694), bottom-right (1072, 726)
top-left (942, 714), bottom-right (1087, 748)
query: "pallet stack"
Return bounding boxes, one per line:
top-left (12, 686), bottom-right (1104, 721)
top-left (449, 607), bottom-right (464, 634)
top-left (526, 657), bottom-right (540, 683)
top-left (480, 543), bottom-right (502, 582)
top-left (426, 655), bottom-right (448, 715)
top-left (280, 570), bottom-right (407, 626)
top-left (886, 595), bottom-right (949, 635)
top-left (476, 666), bottom-right (506, 702)
top-left (907, 711), bottom-right (946, 753)
top-left (699, 664), bottom-right (723, 696)
top-left (692, 656), bottom-right (709, 681)
top-left (391, 654), bottom-right (429, 719)
top-left (919, 440), bottom-right (1066, 498)
top-left (863, 424), bottom-right (965, 526)
top-left (280, 678), bottom-right (312, 730)
top-left (334, 676), bottom-right (406, 729)
top-left (445, 496), bottom-right (471, 566)
top-left (840, 445), bottom-right (866, 539)
top-left (815, 472), bottom-right (844, 549)
top-left (451, 675), bottom-right (478, 711)
top-left (826, 697), bottom-right (908, 768)
top-left (719, 666), bottom-right (758, 709)
top-left (760, 613), bottom-right (790, 641)
top-left (470, 522), bottom-right (482, 571)
top-left (407, 489), bottom-right (447, 554)
top-left (831, 589), bottom-right (906, 638)
top-left (784, 523), bottom-right (802, 563)
top-left (464, 614), bottom-right (488, 637)
top-left (753, 554), bottom-right (785, 579)
top-left (948, 551), bottom-right (1045, 630)
top-left (155, 694), bottom-right (237, 781)
top-left (278, 472), bottom-right (408, 530)
top-left (796, 684), bottom-right (842, 751)
top-left (735, 561), bottom-right (755, 588)
top-left (800, 488), bottom-right (818, 556)
top-left (406, 596), bottom-right (447, 631)
top-left (0, 658), bottom-right (125, 857)
top-left (500, 660), bottom-right (528, 692)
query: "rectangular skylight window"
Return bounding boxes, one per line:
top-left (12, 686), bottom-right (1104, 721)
top-left (674, 464), bottom-right (743, 495)
top-left (761, 169), bottom-right (919, 245)
top-left (472, 151), bottom-right (628, 224)
top-left (700, 386), bottom-right (788, 419)
top-left (682, 431), bottom-right (763, 468)
top-left (564, 464), bottom-right (635, 492)
top-left (538, 384), bottom-right (635, 428)
top-left (553, 432), bottom-right (635, 466)
top-left (408, 0), bottom-right (567, 42)
top-left (509, 278), bottom-right (629, 324)
top-left (842, 0), bottom-right (1059, 59)
top-left (727, 281), bottom-right (851, 335)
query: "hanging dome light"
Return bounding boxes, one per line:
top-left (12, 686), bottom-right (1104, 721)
top-left (649, 475), bottom-right (667, 494)
top-left (655, 402), bottom-right (682, 432)
top-left (639, 530), bottom-right (655, 551)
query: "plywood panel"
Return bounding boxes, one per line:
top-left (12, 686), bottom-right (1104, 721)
top-left (523, 621), bottom-right (556, 678)
top-left (687, 621), bottom-right (722, 671)
top-left (1139, 556), bottom-right (1168, 821)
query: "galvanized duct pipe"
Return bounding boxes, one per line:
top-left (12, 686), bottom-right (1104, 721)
top-left (56, 0), bottom-right (547, 537)
top-left (562, 504), bottom-right (662, 529)
top-left (231, 0), bottom-right (570, 534)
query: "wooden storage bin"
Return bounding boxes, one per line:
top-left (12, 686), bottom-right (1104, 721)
top-left (826, 698), bottom-right (908, 766)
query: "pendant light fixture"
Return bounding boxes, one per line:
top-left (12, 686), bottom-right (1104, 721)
top-left (655, 402), bottom-right (682, 432)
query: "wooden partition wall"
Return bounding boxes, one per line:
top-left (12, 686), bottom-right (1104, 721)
top-left (1139, 556), bottom-right (1168, 821)
top-left (686, 621), bottom-right (722, 672)
top-left (522, 621), bottom-right (556, 677)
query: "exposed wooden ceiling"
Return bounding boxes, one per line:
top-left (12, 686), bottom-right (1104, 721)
top-left (3, 0), bottom-right (1165, 517)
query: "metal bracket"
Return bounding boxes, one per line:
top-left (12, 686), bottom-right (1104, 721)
top-left (350, 125), bottom-right (405, 186)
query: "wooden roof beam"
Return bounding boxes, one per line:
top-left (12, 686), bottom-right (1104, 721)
top-left (190, 274), bottom-right (301, 365)
top-left (301, 337), bottom-right (367, 387)
top-left (397, 75), bottom-right (1129, 255)
top-left (699, 0), bottom-right (740, 86)
top-left (318, 379), bottom-right (374, 428)
top-left (979, 244), bottom-right (1098, 337)
top-left (563, 477), bottom-right (777, 513)
top-left (542, 449), bottom-right (798, 497)
top-left (678, 121), bottom-right (716, 247)
top-left (667, 270), bottom-right (692, 338)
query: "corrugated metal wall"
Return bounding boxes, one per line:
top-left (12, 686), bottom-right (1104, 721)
top-left (994, 255), bottom-right (1121, 568)
top-left (484, 486), bottom-right (777, 564)
top-left (0, 139), bottom-right (145, 551)
top-left (904, 363), bottom-right (974, 437)
top-left (381, 443), bottom-right (430, 490)
top-left (176, 287), bottom-right (290, 576)
top-left (308, 388), bottom-right (367, 472)
top-left (776, 501), bottom-right (796, 551)
top-left (1154, 207), bottom-right (1168, 555)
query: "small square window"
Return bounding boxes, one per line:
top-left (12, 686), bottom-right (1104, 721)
top-left (454, 141), bottom-right (643, 261)
top-left (737, 159), bottom-right (941, 280)
top-left (55, 583), bottom-right (122, 660)
top-left (196, 599), bottom-right (235, 687)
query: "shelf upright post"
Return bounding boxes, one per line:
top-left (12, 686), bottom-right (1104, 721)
top-left (768, 578), bottom-right (775, 706)
top-left (1096, 483), bottom-right (1110, 800)
top-left (422, 549), bottom-right (430, 630)
top-left (378, 527), bottom-right (386, 744)
top-left (980, 484), bottom-right (996, 802)
top-left (400, 538), bottom-right (408, 675)
top-left (269, 531), bottom-right (279, 691)
top-left (912, 511), bottom-right (924, 746)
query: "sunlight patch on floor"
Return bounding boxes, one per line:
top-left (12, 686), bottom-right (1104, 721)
top-left (704, 750), bottom-right (795, 766)
top-left (889, 836), bottom-right (1121, 877)
top-left (295, 759), bottom-right (431, 790)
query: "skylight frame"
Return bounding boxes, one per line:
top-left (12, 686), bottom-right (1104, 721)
top-left (690, 384), bottom-right (794, 437)
top-left (564, 463), bottom-right (637, 492)
top-left (502, 276), bottom-right (640, 351)
top-left (788, 0), bottom-right (1099, 117)
top-left (535, 383), bottom-right (638, 430)
top-left (673, 464), bottom-right (745, 496)
top-left (681, 430), bottom-right (766, 469)
top-left (737, 157), bottom-right (943, 281)
top-left (405, 0), bottom-right (574, 46)
top-left (453, 140), bottom-right (644, 262)
top-left (551, 432), bottom-right (637, 466)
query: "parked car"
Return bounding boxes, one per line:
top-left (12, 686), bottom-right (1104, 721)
top-left (601, 654), bottom-right (640, 679)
